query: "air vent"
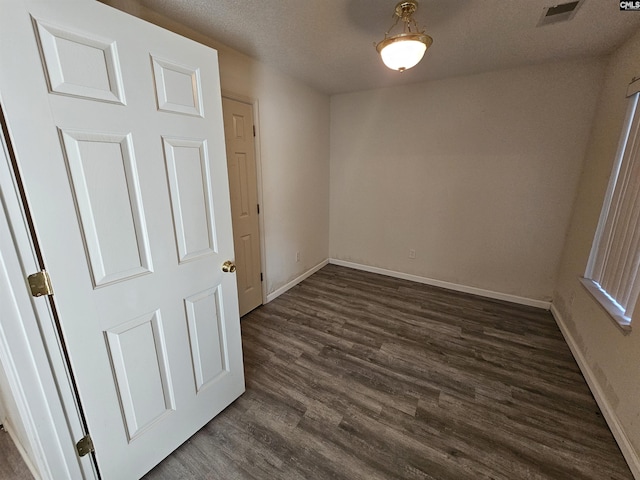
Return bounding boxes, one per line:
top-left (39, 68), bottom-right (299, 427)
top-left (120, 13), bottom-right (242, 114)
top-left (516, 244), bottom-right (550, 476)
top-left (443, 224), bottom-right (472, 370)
top-left (537, 0), bottom-right (583, 26)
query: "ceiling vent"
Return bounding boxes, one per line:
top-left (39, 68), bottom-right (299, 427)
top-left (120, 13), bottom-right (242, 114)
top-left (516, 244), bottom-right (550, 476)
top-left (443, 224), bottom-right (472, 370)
top-left (537, 0), bottom-right (584, 26)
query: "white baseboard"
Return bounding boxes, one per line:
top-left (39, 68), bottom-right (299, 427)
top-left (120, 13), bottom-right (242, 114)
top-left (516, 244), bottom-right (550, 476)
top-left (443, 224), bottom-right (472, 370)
top-left (265, 259), bottom-right (329, 303)
top-left (329, 259), bottom-right (551, 310)
top-left (550, 304), bottom-right (640, 479)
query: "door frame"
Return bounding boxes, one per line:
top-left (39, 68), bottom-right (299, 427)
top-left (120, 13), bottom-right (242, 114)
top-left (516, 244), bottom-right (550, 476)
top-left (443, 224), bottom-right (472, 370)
top-left (221, 91), bottom-right (268, 308)
top-left (0, 113), bottom-right (98, 480)
top-left (0, 45), bottom-right (255, 480)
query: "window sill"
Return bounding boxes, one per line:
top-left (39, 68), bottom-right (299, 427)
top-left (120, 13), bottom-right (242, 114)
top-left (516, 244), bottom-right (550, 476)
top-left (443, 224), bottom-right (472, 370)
top-left (579, 277), bottom-right (632, 335)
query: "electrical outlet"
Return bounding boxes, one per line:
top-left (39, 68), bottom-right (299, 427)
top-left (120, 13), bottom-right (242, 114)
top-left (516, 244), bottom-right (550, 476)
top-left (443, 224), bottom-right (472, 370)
top-left (296, 251), bottom-right (300, 262)
top-left (409, 249), bottom-right (416, 259)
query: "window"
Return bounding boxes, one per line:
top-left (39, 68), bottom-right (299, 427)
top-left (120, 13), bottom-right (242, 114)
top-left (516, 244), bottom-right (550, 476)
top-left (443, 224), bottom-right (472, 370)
top-left (582, 78), bottom-right (640, 331)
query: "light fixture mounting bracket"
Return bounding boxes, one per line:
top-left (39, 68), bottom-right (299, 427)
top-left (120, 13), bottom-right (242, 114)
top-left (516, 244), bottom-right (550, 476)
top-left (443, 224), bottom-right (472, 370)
top-left (395, 1), bottom-right (418, 20)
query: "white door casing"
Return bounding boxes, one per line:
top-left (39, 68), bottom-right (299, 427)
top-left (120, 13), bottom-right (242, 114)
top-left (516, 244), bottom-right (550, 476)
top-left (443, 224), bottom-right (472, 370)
top-left (222, 97), bottom-right (263, 316)
top-left (0, 126), bottom-right (94, 479)
top-left (0, 1), bottom-right (244, 479)
top-left (0, 378), bottom-right (5, 427)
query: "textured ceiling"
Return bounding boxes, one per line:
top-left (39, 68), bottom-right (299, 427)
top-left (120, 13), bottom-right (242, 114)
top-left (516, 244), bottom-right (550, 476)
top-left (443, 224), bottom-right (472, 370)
top-left (113, 0), bottom-right (640, 95)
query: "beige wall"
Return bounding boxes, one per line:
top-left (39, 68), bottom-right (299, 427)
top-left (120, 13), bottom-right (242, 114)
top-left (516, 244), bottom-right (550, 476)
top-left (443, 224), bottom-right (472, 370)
top-left (99, 1), bottom-right (331, 296)
top-left (553, 29), bottom-right (640, 464)
top-left (329, 59), bottom-right (605, 302)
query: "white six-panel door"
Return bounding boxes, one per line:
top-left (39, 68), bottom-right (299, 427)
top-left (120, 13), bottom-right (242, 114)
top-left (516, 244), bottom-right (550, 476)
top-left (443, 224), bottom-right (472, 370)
top-left (0, 1), bottom-right (244, 478)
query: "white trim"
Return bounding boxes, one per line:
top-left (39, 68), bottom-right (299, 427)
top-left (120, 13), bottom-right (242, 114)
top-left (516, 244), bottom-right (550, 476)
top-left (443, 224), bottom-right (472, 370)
top-left (585, 93), bottom-right (640, 320)
top-left (550, 304), bottom-right (640, 479)
top-left (266, 259), bottom-right (329, 303)
top-left (329, 259), bottom-right (551, 310)
top-left (579, 277), bottom-right (631, 332)
top-left (0, 316), bottom-right (46, 480)
top-left (0, 106), bottom-right (96, 479)
top-left (0, 387), bottom-right (5, 423)
top-left (628, 77), bottom-right (640, 98)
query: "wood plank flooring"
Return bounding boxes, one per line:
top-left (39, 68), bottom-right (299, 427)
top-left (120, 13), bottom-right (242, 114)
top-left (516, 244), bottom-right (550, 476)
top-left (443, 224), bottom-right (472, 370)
top-left (0, 426), bottom-right (34, 480)
top-left (0, 265), bottom-right (630, 479)
top-left (144, 264), bottom-right (633, 480)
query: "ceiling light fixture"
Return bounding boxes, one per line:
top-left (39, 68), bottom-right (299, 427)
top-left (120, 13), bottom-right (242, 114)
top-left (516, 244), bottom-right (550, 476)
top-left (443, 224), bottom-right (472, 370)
top-left (376, 0), bottom-right (433, 72)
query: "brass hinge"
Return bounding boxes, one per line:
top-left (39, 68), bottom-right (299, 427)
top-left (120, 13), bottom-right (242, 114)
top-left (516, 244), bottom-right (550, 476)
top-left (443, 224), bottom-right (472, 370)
top-left (253, 125), bottom-right (256, 137)
top-left (257, 204), bottom-right (260, 215)
top-left (27, 270), bottom-right (53, 297)
top-left (76, 434), bottom-right (94, 457)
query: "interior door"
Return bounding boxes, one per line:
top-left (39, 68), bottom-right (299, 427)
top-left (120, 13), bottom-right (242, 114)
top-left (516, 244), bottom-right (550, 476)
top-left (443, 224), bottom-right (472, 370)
top-left (0, 2), bottom-right (244, 479)
top-left (222, 97), bottom-right (263, 316)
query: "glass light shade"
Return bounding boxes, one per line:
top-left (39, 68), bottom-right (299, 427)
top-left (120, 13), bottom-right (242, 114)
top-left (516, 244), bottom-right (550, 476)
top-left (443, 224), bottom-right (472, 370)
top-left (376, 33), bottom-right (432, 72)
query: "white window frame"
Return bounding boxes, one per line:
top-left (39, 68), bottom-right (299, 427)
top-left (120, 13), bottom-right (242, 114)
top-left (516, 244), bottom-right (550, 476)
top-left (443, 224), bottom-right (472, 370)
top-left (582, 80), bottom-right (640, 332)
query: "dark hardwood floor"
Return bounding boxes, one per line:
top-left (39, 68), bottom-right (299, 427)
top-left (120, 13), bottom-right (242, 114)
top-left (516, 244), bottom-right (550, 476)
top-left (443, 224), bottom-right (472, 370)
top-left (0, 426), bottom-right (33, 480)
top-left (145, 264), bottom-right (633, 480)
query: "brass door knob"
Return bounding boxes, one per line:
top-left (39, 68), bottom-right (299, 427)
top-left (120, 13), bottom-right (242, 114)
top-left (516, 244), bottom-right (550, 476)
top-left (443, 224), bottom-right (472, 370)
top-left (222, 261), bottom-right (236, 273)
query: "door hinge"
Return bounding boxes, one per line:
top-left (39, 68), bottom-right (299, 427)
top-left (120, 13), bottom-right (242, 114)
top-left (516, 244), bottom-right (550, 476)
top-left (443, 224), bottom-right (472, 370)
top-left (27, 270), bottom-right (53, 297)
top-left (253, 125), bottom-right (256, 137)
top-left (76, 434), bottom-right (94, 457)
top-left (260, 272), bottom-right (263, 282)
top-left (257, 204), bottom-right (260, 215)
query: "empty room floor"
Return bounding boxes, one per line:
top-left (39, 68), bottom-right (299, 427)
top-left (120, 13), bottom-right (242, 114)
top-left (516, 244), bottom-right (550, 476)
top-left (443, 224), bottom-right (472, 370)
top-left (0, 427), bottom-right (33, 480)
top-left (144, 264), bottom-right (633, 480)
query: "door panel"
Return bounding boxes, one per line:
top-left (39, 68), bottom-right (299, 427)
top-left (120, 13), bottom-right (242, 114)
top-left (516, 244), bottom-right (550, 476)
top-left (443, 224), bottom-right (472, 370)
top-left (0, 2), bottom-right (244, 479)
top-left (163, 137), bottom-right (217, 262)
top-left (222, 98), bottom-right (263, 316)
top-left (34, 17), bottom-right (126, 104)
top-left (184, 287), bottom-right (227, 391)
top-left (105, 310), bottom-right (174, 441)
top-left (151, 56), bottom-right (203, 117)
top-left (60, 129), bottom-right (153, 286)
